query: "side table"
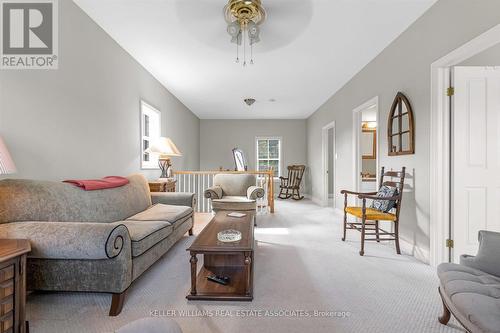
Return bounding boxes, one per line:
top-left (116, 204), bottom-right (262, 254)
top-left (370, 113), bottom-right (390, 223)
top-left (149, 179), bottom-right (176, 193)
top-left (0, 239), bottom-right (31, 333)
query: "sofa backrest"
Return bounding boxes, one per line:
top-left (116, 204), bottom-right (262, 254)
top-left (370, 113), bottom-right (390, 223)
top-left (0, 174), bottom-right (152, 223)
top-left (213, 174), bottom-right (256, 196)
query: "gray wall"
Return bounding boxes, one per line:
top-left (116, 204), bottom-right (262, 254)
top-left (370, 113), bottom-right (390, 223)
top-left (306, 0), bottom-right (500, 262)
top-left (200, 119), bottom-right (307, 177)
top-left (0, 0), bottom-right (200, 181)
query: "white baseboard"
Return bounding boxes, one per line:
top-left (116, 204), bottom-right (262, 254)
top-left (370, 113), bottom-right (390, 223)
top-left (302, 196), bottom-right (430, 264)
top-left (336, 210), bottom-right (430, 264)
top-left (310, 195), bottom-right (323, 206)
top-left (398, 238), bottom-right (430, 264)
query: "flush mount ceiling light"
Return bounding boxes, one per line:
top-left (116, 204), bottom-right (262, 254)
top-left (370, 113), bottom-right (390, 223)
top-left (224, 0), bottom-right (266, 66)
top-left (244, 98), bottom-right (256, 106)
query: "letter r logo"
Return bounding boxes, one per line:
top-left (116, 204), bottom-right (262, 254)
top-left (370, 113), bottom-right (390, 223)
top-left (2, 2), bottom-right (53, 54)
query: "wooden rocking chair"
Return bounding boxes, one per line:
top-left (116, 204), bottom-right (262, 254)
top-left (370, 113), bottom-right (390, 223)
top-left (340, 167), bottom-right (405, 256)
top-left (279, 165), bottom-right (306, 200)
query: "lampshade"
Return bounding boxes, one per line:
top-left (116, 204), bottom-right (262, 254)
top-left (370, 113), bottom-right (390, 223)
top-left (0, 137), bottom-right (16, 175)
top-left (146, 137), bottom-right (182, 159)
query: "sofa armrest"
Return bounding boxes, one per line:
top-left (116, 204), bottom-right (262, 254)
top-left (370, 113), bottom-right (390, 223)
top-left (151, 192), bottom-right (196, 209)
top-left (0, 221), bottom-right (130, 260)
top-left (247, 186), bottom-right (265, 200)
top-left (460, 230), bottom-right (500, 277)
top-left (204, 186), bottom-right (223, 200)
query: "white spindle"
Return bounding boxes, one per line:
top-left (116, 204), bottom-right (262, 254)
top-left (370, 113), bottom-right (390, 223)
top-left (202, 174), bottom-right (205, 213)
top-left (209, 174), bottom-right (213, 212)
top-left (174, 170), bottom-right (273, 214)
top-left (197, 174), bottom-right (201, 213)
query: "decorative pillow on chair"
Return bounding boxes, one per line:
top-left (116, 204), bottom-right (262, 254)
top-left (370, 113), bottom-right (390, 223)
top-left (370, 186), bottom-right (398, 212)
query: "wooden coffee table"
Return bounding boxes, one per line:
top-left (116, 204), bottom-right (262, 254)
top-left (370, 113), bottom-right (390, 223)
top-left (186, 211), bottom-right (254, 301)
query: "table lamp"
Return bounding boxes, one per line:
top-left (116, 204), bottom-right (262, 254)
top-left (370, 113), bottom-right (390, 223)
top-left (0, 137), bottom-right (16, 175)
top-left (146, 137), bottom-right (182, 179)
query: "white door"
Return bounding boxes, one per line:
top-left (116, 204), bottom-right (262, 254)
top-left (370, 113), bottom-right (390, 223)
top-left (452, 66), bottom-right (500, 262)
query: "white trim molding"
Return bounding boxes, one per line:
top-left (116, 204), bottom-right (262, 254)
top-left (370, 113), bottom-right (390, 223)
top-left (352, 96), bottom-right (379, 197)
top-left (399, 238), bottom-right (430, 265)
top-left (140, 100), bottom-right (161, 170)
top-left (321, 121), bottom-right (336, 207)
top-left (429, 23), bottom-right (500, 267)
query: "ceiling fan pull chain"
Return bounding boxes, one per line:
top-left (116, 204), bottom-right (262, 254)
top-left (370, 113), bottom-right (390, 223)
top-left (250, 43), bottom-right (254, 65)
top-left (224, 1), bottom-right (265, 67)
top-left (243, 27), bottom-right (247, 66)
top-left (236, 37), bottom-right (239, 63)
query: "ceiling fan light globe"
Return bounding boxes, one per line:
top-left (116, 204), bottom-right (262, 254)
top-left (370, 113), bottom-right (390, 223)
top-left (227, 21), bottom-right (241, 36)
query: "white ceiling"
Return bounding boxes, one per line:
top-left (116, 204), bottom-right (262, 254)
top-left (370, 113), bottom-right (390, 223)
top-left (74, 0), bottom-right (436, 119)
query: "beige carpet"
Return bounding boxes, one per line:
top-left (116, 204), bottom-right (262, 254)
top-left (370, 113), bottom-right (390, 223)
top-left (27, 200), bottom-right (464, 333)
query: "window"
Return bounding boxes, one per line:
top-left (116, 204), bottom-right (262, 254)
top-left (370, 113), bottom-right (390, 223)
top-left (256, 137), bottom-right (281, 177)
top-left (141, 101), bottom-right (161, 169)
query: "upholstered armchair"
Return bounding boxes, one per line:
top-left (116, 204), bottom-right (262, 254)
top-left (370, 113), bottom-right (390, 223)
top-left (204, 174), bottom-right (264, 224)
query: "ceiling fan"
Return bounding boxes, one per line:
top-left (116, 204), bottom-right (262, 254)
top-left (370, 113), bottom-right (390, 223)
top-left (174, 0), bottom-right (313, 64)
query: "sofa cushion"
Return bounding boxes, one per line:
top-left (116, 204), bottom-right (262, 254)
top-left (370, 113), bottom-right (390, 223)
top-left (345, 207), bottom-right (397, 221)
top-left (438, 263), bottom-right (500, 333)
top-left (127, 204), bottom-right (192, 227)
top-left (121, 221), bottom-right (173, 257)
top-left (0, 174), bottom-right (152, 223)
top-left (212, 196), bottom-right (256, 211)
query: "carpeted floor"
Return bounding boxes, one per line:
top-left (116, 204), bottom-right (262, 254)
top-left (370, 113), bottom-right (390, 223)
top-left (27, 200), bottom-right (464, 333)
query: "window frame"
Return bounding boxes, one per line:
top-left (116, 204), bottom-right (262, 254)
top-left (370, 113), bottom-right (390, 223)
top-left (255, 136), bottom-right (282, 177)
top-left (140, 100), bottom-right (161, 170)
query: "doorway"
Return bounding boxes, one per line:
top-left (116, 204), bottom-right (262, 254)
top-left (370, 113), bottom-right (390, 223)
top-left (322, 121), bottom-right (335, 207)
top-left (430, 24), bottom-right (500, 266)
top-left (352, 97), bottom-right (379, 196)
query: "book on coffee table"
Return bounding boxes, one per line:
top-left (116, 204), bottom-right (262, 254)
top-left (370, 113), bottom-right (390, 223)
top-left (227, 212), bottom-right (247, 218)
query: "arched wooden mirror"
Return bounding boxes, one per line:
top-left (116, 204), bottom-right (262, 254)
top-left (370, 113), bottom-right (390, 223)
top-left (388, 92), bottom-right (415, 156)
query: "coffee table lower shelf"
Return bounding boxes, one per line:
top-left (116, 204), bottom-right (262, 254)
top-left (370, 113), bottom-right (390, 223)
top-left (187, 266), bottom-right (253, 301)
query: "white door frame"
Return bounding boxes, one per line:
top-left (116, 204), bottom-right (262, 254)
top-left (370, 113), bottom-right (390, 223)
top-left (322, 121), bottom-right (336, 207)
top-left (352, 96), bottom-right (379, 193)
top-left (429, 24), bottom-right (500, 267)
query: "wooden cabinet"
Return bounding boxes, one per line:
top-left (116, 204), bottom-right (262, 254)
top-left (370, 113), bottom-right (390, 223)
top-left (0, 240), bottom-right (30, 333)
top-left (149, 179), bottom-right (176, 193)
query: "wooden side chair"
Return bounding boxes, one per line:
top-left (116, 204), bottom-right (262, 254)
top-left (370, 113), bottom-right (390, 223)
top-left (340, 167), bottom-right (405, 256)
top-left (278, 165), bottom-right (306, 200)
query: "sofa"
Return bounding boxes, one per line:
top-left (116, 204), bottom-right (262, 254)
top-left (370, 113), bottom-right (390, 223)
top-left (437, 230), bottom-right (500, 333)
top-left (0, 174), bottom-right (195, 316)
top-left (204, 174), bottom-right (264, 224)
